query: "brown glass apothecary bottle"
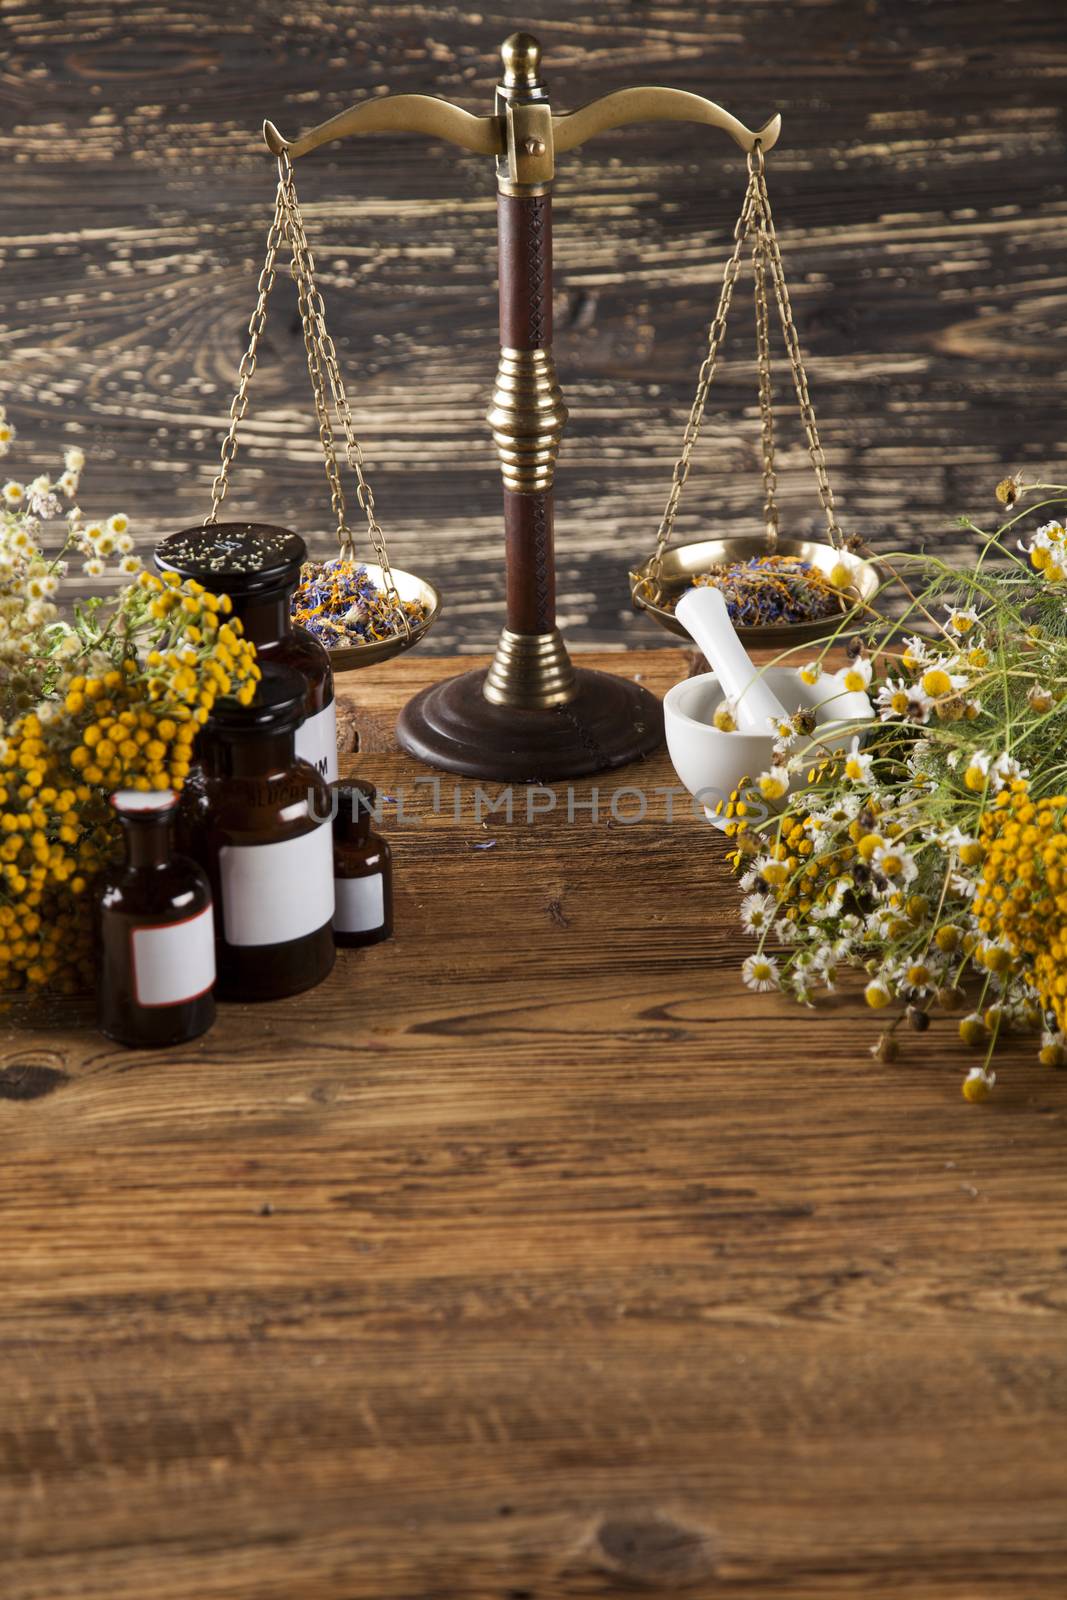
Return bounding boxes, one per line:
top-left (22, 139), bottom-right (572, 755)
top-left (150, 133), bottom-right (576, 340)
top-left (331, 780), bottom-right (393, 948)
top-left (96, 790), bottom-right (216, 1047)
top-left (154, 522), bottom-right (338, 781)
top-left (179, 663), bottom-right (336, 1001)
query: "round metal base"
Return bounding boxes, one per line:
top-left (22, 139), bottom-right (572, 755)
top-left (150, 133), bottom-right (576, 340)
top-left (396, 667), bottom-right (664, 782)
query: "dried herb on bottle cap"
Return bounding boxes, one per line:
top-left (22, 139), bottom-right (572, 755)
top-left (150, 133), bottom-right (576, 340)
top-left (154, 523), bottom-right (307, 598)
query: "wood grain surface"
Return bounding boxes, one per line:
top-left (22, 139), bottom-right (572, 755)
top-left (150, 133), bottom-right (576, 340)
top-left (1, 2), bottom-right (1066, 651)
top-left (2, 647), bottom-right (1067, 1598)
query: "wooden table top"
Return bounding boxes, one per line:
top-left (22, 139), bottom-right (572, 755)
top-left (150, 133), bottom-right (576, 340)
top-left (3, 648), bottom-right (1065, 1600)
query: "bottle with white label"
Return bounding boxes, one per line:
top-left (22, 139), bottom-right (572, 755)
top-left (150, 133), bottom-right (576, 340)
top-left (96, 790), bottom-right (216, 1047)
top-left (154, 522), bottom-right (338, 782)
top-left (179, 663), bottom-right (336, 1001)
top-left (331, 780), bottom-right (393, 948)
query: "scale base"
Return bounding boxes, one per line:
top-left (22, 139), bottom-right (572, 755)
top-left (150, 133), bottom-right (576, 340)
top-left (396, 666), bottom-right (664, 782)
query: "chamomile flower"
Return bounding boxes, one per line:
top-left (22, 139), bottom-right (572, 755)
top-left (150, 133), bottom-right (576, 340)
top-left (837, 657), bottom-right (872, 694)
top-left (842, 736), bottom-right (873, 784)
top-left (2, 480), bottom-right (25, 507)
top-left (944, 605), bottom-right (980, 635)
top-left (1039, 1030), bottom-right (1066, 1068)
top-left (799, 661), bottom-right (823, 686)
top-left (991, 752), bottom-right (1026, 789)
top-left (901, 634), bottom-right (929, 671)
top-left (740, 892), bottom-right (777, 934)
top-left (757, 766), bottom-right (790, 802)
top-left (742, 952), bottom-right (780, 992)
top-left (962, 1066), bottom-right (995, 1103)
top-left (864, 977), bottom-right (892, 1009)
top-left (963, 750), bottom-right (991, 791)
top-left (871, 843), bottom-right (918, 885)
top-left (757, 855), bottom-right (790, 888)
top-left (876, 677), bottom-right (923, 722)
top-left (918, 665), bottom-right (968, 701)
top-left (769, 714), bottom-right (800, 748)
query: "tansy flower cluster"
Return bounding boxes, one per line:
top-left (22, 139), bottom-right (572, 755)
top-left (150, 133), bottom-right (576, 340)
top-left (0, 425), bottom-right (260, 994)
top-left (726, 473), bottom-right (1067, 1101)
top-left (975, 785), bottom-right (1067, 1060)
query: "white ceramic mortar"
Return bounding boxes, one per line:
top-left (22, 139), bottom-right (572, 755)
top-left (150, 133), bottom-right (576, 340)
top-left (663, 667), bottom-right (874, 828)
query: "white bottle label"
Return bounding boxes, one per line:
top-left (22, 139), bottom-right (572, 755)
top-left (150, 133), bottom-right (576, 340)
top-left (131, 904), bottom-right (216, 1008)
top-left (219, 825), bottom-right (334, 947)
top-left (333, 873), bottom-right (385, 934)
top-left (295, 698), bottom-right (338, 782)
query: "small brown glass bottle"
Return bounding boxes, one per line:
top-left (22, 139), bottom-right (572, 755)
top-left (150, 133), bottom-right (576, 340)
top-left (96, 790), bottom-right (216, 1047)
top-left (154, 522), bottom-right (338, 781)
top-left (331, 780), bottom-right (393, 947)
top-left (179, 663), bottom-right (336, 1001)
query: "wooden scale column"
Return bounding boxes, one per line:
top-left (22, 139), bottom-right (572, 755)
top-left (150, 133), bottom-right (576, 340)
top-left (265, 33), bottom-right (781, 781)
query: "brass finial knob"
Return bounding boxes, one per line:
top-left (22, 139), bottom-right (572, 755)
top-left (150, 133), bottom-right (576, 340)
top-left (501, 32), bottom-right (543, 89)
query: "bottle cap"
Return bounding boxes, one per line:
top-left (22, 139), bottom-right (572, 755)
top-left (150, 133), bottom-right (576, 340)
top-left (204, 662), bottom-right (308, 738)
top-left (154, 523), bottom-right (307, 599)
top-left (110, 789), bottom-right (179, 818)
top-left (331, 778), bottom-right (377, 841)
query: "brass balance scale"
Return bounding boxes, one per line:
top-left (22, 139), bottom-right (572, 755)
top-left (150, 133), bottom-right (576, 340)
top-left (215, 32), bottom-right (878, 780)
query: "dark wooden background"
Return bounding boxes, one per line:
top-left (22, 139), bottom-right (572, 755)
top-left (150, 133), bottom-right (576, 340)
top-left (2, 0), bottom-right (1066, 651)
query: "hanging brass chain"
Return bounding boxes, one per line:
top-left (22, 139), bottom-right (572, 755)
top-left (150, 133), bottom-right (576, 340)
top-left (204, 155), bottom-right (408, 634)
top-left (206, 176), bottom-right (287, 524)
top-left (277, 157), bottom-right (350, 547)
top-left (751, 152), bottom-right (843, 549)
top-left (278, 156), bottom-right (408, 629)
top-left (646, 167), bottom-right (760, 588)
top-left (751, 199), bottom-right (779, 550)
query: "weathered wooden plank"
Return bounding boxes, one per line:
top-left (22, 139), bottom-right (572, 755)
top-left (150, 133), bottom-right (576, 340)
top-left (1, 1), bottom-right (1065, 652)
top-left (1, 648), bottom-right (1066, 1596)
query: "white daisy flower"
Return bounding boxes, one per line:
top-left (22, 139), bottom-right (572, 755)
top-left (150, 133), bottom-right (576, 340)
top-left (842, 736), bottom-right (873, 784)
top-left (757, 765), bottom-right (790, 801)
top-left (963, 1066), bottom-right (995, 1103)
top-left (836, 657), bottom-right (872, 694)
top-left (991, 752), bottom-right (1027, 789)
top-left (742, 953), bottom-right (780, 992)
top-left (871, 843), bottom-right (918, 885)
top-left (963, 750), bottom-right (990, 790)
top-left (901, 634), bottom-right (930, 671)
top-left (740, 892), bottom-right (776, 934)
top-left (944, 605), bottom-right (980, 635)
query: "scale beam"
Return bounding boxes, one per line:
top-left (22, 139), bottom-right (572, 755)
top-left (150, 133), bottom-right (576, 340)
top-left (554, 89), bottom-right (780, 158)
top-left (263, 97), bottom-right (501, 162)
top-left (264, 89), bottom-right (780, 184)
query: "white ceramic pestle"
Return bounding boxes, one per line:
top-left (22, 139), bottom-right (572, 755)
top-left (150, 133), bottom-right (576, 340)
top-left (674, 585), bottom-right (790, 733)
